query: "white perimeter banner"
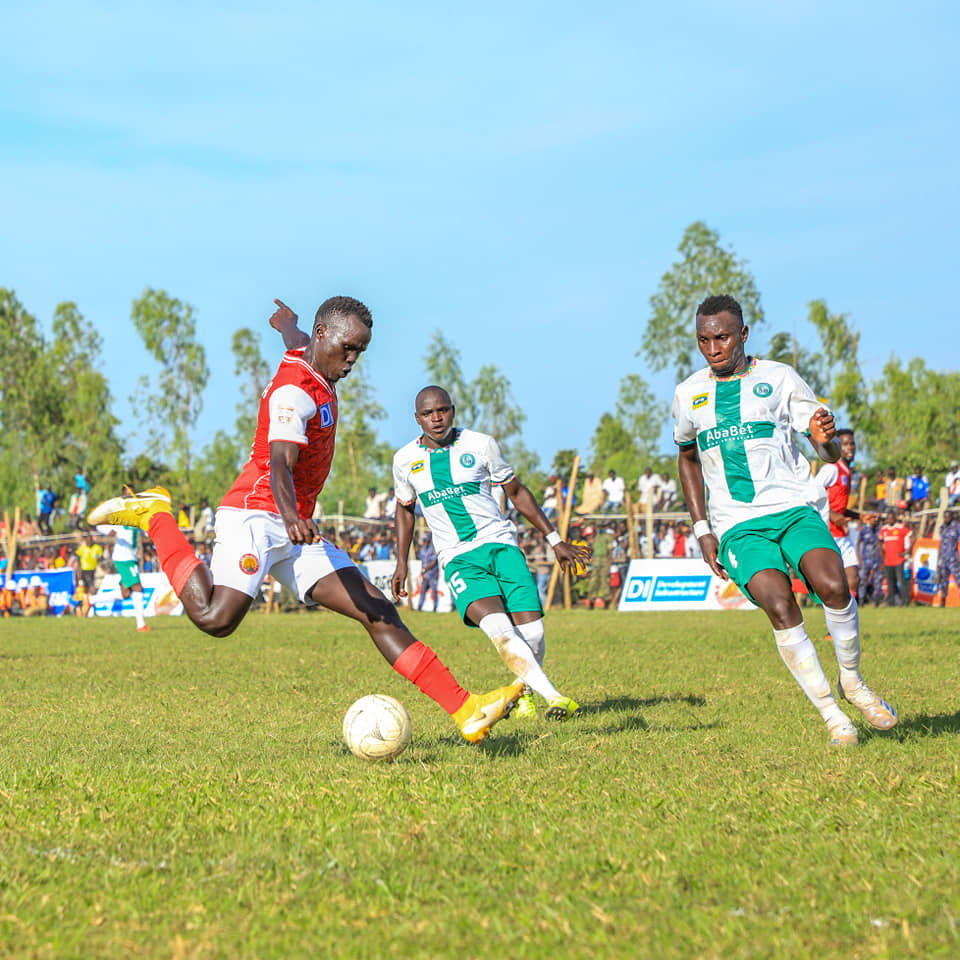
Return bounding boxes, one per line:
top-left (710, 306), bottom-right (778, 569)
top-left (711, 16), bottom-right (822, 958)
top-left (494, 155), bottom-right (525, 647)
top-left (91, 572), bottom-right (184, 617)
top-left (618, 559), bottom-right (756, 612)
top-left (359, 559), bottom-right (455, 613)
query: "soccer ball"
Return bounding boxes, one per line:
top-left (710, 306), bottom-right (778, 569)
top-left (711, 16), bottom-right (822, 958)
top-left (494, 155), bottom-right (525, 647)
top-left (342, 694), bottom-right (412, 761)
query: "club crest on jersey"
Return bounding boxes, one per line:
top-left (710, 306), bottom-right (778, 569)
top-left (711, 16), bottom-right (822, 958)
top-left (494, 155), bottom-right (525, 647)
top-left (318, 402), bottom-right (334, 428)
top-left (460, 453), bottom-right (476, 468)
top-left (411, 460), bottom-right (425, 474)
top-left (753, 382), bottom-right (773, 397)
top-left (239, 553), bottom-right (259, 575)
top-left (693, 393), bottom-right (709, 409)
top-left (276, 405), bottom-right (295, 424)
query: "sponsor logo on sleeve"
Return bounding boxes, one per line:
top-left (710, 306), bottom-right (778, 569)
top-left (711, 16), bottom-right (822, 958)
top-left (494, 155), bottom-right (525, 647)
top-left (239, 553), bottom-right (260, 574)
top-left (693, 393), bottom-right (709, 409)
top-left (411, 460), bottom-right (425, 474)
top-left (318, 402), bottom-right (334, 428)
top-left (276, 405), bottom-right (295, 424)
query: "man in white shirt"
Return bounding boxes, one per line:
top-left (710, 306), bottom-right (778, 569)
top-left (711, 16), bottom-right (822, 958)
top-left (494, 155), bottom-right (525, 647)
top-left (602, 469), bottom-right (625, 513)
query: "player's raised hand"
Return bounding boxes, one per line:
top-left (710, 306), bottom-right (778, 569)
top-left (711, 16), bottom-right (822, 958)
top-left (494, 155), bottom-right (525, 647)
top-left (390, 561), bottom-right (408, 602)
top-left (553, 539), bottom-right (591, 575)
top-left (809, 407), bottom-right (836, 445)
top-left (698, 533), bottom-right (728, 580)
top-left (269, 298), bottom-right (298, 331)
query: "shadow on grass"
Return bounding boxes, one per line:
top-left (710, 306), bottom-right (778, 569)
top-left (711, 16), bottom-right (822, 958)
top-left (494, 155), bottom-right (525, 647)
top-left (886, 710), bottom-right (960, 740)
top-left (584, 695), bottom-right (720, 735)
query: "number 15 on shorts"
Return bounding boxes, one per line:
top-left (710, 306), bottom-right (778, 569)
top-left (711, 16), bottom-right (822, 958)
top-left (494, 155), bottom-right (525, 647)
top-left (448, 572), bottom-right (467, 595)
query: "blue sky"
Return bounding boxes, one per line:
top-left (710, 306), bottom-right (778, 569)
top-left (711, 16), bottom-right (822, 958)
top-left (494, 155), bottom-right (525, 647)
top-left (3, 1), bottom-right (958, 471)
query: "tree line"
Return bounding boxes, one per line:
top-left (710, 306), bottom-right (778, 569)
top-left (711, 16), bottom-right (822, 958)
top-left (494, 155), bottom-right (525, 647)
top-left (2, 222), bottom-right (957, 519)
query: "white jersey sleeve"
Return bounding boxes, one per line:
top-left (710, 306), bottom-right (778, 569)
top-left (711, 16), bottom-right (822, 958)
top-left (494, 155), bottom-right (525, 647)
top-left (780, 366), bottom-right (824, 435)
top-left (672, 386), bottom-right (698, 446)
top-left (484, 435), bottom-right (515, 485)
top-left (268, 383), bottom-right (317, 446)
top-left (392, 451), bottom-right (416, 506)
top-left (814, 462), bottom-right (839, 491)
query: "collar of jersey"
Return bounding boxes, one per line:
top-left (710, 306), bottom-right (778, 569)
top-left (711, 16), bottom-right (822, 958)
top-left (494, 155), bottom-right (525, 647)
top-left (418, 427), bottom-right (461, 452)
top-left (283, 348), bottom-right (334, 392)
top-left (709, 356), bottom-right (757, 382)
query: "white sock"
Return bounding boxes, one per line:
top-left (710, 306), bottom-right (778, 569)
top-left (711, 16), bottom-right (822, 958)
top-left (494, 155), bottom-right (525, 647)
top-left (773, 623), bottom-right (847, 726)
top-left (478, 613), bottom-right (561, 700)
top-left (515, 619), bottom-right (545, 666)
top-left (824, 597), bottom-right (862, 693)
top-left (132, 590), bottom-right (146, 629)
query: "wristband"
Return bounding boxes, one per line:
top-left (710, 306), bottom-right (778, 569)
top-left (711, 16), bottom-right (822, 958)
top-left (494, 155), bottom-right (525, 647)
top-left (546, 531), bottom-right (562, 547)
top-left (693, 520), bottom-right (712, 539)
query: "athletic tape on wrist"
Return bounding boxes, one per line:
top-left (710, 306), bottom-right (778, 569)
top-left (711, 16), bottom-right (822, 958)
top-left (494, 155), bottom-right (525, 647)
top-left (546, 531), bottom-right (562, 547)
top-left (693, 520), bottom-right (712, 539)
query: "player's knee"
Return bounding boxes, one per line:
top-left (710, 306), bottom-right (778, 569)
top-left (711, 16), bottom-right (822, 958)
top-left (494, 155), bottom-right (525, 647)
top-left (191, 608), bottom-right (241, 638)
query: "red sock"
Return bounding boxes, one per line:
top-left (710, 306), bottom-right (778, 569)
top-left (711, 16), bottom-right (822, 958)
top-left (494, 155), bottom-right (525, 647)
top-left (147, 512), bottom-right (202, 595)
top-left (392, 641), bottom-right (470, 715)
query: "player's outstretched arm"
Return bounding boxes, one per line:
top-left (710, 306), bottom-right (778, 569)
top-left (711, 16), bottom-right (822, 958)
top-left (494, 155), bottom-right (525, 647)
top-left (678, 443), bottom-right (727, 580)
top-left (808, 408), bottom-right (841, 463)
top-left (504, 477), bottom-right (591, 572)
top-left (390, 503), bottom-right (416, 601)
top-left (269, 299), bottom-right (310, 350)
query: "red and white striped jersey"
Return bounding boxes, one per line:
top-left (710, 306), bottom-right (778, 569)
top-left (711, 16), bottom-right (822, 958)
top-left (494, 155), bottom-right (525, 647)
top-left (220, 349), bottom-right (337, 518)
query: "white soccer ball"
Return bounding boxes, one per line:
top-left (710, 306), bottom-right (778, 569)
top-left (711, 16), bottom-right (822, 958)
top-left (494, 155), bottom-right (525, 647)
top-left (342, 694), bottom-right (412, 761)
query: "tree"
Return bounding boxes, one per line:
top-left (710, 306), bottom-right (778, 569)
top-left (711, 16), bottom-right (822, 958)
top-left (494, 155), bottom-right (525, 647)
top-left (49, 302), bottom-right (125, 498)
top-left (0, 291), bottom-right (124, 513)
top-left (422, 330), bottom-right (531, 470)
top-left (131, 289), bottom-right (209, 497)
top-left (865, 358), bottom-right (960, 472)
top-left (320, 362), bottom-right (393, 514)
top-left (231, 327), bottom-right (271, 443)
top-left (643, 222), bottom-right (764, 381)
top-left (765, 330), bottom-right (828, 398)
top-left (805, 299), bottom-right (873, 436)
top-left (589, 373), bottom-right (668, 483)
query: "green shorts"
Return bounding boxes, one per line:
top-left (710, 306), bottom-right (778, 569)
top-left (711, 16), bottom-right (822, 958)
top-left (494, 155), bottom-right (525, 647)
top-left (719, 506), bottom-right (840, 605)
top-left (115, 560), bottom-right (142, 589)
top-left (443, 542), bottom-right (542, 626)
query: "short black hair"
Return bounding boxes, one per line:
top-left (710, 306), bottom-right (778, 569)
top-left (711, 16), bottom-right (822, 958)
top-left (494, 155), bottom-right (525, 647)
top-left (696, 295), bottom-right (743, 323)
top-left (315, 295), bottom-right (373, 329)
top-left (836, 428), bottom-right (854, 439)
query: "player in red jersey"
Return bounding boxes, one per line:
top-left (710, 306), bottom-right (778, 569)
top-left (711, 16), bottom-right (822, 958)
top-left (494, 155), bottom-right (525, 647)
top-left (813, 428), bottom-right (875, 596)
top-left (89, 296), bottom-right (524, 743)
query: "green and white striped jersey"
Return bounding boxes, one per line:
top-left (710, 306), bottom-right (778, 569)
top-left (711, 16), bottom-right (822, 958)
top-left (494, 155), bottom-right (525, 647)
top-left (393, 428), bottom-right (517, 568)
top-left (672, 358), bottom-right (827, 540)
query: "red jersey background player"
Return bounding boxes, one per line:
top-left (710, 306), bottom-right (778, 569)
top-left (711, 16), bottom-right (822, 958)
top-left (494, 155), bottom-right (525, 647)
top-left (814, 428), bottom-right (875, 595)
top-left (89, 296), bottom-right (523, 743)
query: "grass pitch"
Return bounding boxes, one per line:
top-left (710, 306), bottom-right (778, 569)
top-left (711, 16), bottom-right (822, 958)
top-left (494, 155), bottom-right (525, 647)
top-left (0, 607), bottom-right (957, 958)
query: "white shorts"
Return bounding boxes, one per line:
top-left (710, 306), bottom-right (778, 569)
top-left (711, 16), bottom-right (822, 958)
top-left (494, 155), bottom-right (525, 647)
top-left (834, 535), bottom-right (857, 569)
top-left (211, 508), bottom-right (356, 602)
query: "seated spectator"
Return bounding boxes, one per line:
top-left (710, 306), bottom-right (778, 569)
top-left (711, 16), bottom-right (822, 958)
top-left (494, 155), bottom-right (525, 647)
top-left (601, 469), bottom-right (625, 513)
top-left (383, 487), bottom-right (398, 521)
top-left (363, 487), bottom-right (382, 520)
top-left (658, 473), bottom-right (678, 511)
top-left (541, 477), bottom-right (558, 519)
top-left (884, 468), bottom-right (905, 510)
top-left (946, 462), bottom-right (960, 507)
top-left (907, 466), bottom-right (930, 512)
top-left (637, 467), bottom-right (660, 511)
top-left (18, 515), bottom-right (40, 540)
top-left (576, 472), bottom-right (606, 514)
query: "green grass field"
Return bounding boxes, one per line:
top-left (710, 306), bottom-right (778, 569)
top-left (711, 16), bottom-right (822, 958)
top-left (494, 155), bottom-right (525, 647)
top-left (0, 607), bottom-right (957, 958)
